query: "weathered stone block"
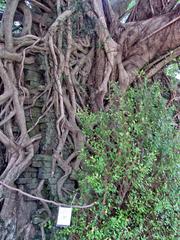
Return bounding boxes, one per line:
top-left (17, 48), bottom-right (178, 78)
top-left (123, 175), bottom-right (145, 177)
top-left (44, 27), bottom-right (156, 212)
top-left (49, 184), bottom-right (57, 197)
top-left (38, 171), bottom-right (52, 180)
top-left (26, 167), bottom-right (37, 173)
top-left (23, 172), bottom-right (37, 178)
top-left (42, 161), bottom-right (52, 168)
top-left (26, 182), bottom-right (39, 190)
top-left (31, 161), bottom-right (42, 168)
top-left (16, 178), bottom-right (34, 185)
top-left (34, 154), bottom-right (52, 162)
top-left (25, 70), bottom-right (41, 84)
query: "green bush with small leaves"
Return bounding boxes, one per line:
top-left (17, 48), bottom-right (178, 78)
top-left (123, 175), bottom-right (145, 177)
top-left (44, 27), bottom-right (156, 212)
top-left (0, 0), bottom-right (5, 9)
top-left (50, 82), bottom-right (179, 240)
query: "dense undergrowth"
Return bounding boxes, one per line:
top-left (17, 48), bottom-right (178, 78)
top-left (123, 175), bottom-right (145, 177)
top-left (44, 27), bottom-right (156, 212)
top-left (45, 82), bottom-right (179, 239)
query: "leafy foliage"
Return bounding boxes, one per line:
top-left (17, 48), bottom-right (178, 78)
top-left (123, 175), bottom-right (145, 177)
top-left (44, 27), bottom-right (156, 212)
top-left (127, 0), bottom-right (137, 10)
top-left (165, 61), bottom-right (180, 91)
top-left (49, 82), bottom-right (179, 239)
top-left (0, 0), bottom-right (5, 10)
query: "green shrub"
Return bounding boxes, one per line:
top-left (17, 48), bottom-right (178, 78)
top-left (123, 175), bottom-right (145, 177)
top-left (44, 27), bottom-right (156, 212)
top-left (53, 82), bottom-right (179, 240)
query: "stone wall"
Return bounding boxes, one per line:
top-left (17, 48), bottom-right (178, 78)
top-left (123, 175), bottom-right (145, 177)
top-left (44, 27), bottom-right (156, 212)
top-left (2, 62), bottom-right (75, 239)
top-left (0, 58), bottom-right (76, 239)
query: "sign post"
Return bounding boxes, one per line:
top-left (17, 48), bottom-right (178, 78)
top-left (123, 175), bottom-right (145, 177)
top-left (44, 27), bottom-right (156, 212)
top-left (56, 207), bottom-right (72, 227)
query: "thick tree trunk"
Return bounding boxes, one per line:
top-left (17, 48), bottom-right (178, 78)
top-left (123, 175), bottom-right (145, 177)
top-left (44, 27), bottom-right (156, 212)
top-left (89, 0), bottom-right (180, 110)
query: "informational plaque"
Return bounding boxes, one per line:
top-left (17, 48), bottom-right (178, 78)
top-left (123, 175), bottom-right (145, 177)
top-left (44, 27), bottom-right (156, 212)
top-left (56, 207), bottom-right (72, 227)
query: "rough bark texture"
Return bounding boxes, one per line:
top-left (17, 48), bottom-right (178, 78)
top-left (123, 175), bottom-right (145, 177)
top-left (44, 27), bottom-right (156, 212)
top-left (0, 0), bottom-right (179, 238)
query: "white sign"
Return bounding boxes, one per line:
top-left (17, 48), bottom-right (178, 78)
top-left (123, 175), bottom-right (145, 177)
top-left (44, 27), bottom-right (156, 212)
top-left (57, 207), bottom-right (72, 227)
